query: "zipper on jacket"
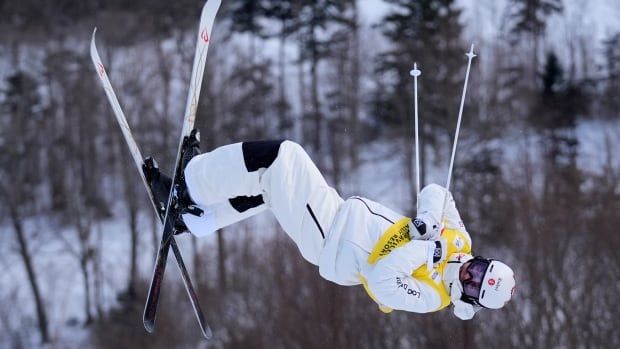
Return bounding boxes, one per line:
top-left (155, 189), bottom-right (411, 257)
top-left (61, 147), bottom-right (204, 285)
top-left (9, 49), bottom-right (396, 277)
top-left (306, 204), bottom-right (325, 239)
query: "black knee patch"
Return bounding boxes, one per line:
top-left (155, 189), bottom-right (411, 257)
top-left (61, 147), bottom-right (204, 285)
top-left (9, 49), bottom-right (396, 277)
top-left (242, 140), bottom-right (285, 172)
top-left (229, 195), bottom-right (265, 213)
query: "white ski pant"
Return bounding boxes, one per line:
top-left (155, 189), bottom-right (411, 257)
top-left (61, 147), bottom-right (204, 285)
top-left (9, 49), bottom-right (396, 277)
top-left (183, 140), bottom-right (344, 265)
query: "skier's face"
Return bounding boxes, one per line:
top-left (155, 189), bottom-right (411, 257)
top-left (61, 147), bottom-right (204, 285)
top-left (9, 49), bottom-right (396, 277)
top-left (459, 261), bottom-right (472, 283)
top-left (459, 257), bottom-right (490, 299)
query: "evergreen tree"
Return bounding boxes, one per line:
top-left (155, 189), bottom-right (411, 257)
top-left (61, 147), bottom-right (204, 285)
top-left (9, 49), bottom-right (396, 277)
top-left (323, 0), bottom-right (363, 186)
top-left (263, 1), bottom-right (297, 135)
top-left (373, 0), bottom-right (465, 206)
top-left (226, 56), bottom-right (278, 140)
top-left (226, 0), bottom-right (278, 139)
top-left (532, 52), bottom-right (586, 131)
top-left (601, 32), bottom-right (620, 117)
top-left (510, 0), bottom-right (563, 36)
top-left (531, 52), bottom-right (587, 199)
top-left (293, 0), bottom-right (355, 155)
top-left (509, 0), bottom-right (563, 76)
top-left (227, 0), bottom-right (269, 58)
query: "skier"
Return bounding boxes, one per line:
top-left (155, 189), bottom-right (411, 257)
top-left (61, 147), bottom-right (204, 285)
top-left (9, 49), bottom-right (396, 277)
top-left (144, 131), bottom-right (516, 320)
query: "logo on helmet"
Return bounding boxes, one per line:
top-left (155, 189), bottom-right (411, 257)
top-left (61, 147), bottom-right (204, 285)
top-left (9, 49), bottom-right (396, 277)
top-left (494, 278), bottom-right (503, 291)
top-left (488, 278), bottom-right (496, 286)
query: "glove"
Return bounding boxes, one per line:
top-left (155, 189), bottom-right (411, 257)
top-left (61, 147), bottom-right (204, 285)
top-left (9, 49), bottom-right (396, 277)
top-left (409, 211), bottom-right (441, 240)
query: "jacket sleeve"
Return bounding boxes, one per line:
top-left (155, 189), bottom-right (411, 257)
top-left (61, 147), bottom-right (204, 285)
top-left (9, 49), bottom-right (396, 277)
top-left (365, 240), bottom-right (440, 313)
top-left (419, 184), bottom-right (471, 244)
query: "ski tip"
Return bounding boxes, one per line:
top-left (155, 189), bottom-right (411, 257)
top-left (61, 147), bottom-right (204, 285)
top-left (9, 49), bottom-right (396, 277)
top-left (90, 28), bottom-right (99, 54)
top-left (143, 319), bottom-right (156, 334)
top-left (200, 0), bottom-right (222, 22)
top-left (205, 0), bottom-right (223, 10)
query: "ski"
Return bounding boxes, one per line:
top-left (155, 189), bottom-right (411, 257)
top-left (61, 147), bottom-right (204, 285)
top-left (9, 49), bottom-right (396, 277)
top-left (90, 30), bottom-right (211, 339)
top-left (142, 0), bottom-right (221, 339)
top-left (90, 4), bottom-right (218, 339)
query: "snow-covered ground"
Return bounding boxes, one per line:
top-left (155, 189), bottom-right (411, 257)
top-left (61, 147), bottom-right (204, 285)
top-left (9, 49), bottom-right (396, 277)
top-left (0, 206), bottom-right (148, 346)
top-left (0, 189), bottom-right (279, 347)
top-left (576, 118), bottom-right (620, 175)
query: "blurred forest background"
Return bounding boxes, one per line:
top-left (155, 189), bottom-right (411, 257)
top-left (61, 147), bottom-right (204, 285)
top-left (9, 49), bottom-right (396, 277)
top-left (1, 0), bottom-right (620, 348)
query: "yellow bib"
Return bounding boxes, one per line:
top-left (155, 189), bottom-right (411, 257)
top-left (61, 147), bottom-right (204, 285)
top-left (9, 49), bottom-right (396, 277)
top-left (361, 217), bottom-right (471, 313)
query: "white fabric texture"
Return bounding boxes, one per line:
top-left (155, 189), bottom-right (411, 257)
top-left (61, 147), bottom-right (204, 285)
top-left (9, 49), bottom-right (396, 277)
top-left (409, 211), bottom-right (440, 240)
top-left (184, 140), bottom-right (471, 316)
top-left (181, 202), bottom-right (267, 238)
top-left (318, 196), bottom-right (404, 285)
top-left (184, 141), bottom-right (343, 264)
top-left (181, 206), bottom-right (217, 238)
top-left (183, 142), bottom-right (269, 238)
top-left (417, 183), bottom-right (470, 244)
top-left (364, 240), bottom-right (442, 313)
top-left (318, 185), bottom-right (471, 314)
top-left (185, 142), bottom-right (263, 204)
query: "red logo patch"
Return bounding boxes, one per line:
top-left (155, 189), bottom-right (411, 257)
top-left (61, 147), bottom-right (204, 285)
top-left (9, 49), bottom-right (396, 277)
top-left (201, 29), bottom-right (210, 43)
top-left (488, 278), bottom-right (496, 286)
top-left (97, 62), bottom-right (105, 77)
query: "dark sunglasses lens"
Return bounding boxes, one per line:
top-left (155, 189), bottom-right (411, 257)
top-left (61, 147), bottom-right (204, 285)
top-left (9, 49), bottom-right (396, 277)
top-left (462, 259), bottom-right (489, 298)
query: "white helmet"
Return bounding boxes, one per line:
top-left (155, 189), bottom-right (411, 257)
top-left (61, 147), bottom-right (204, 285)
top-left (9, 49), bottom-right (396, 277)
top-left (477, 260), bottom-right (516, 309)
top-left (460, 257), bottom-right (516, 309)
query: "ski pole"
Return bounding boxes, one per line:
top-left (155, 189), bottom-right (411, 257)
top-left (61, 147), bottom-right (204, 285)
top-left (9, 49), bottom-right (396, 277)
top-left (410, 63), bottom-right (422, 210)
top-left (440, 44), bottom-right (476, 224)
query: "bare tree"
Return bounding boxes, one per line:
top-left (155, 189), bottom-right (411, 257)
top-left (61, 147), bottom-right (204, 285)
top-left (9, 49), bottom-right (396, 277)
top-left (0, 71), bottom-right (50, 344)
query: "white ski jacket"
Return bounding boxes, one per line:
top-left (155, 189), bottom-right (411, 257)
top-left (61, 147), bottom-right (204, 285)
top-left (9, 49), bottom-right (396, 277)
top-left (185, 141), bottom-right (471, 314)
top-left (318, 184), bottom-right (471, 313)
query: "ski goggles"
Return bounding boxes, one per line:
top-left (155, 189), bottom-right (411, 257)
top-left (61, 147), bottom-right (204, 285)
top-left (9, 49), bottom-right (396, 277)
top-left (461, 257), bottom-right (490, 300)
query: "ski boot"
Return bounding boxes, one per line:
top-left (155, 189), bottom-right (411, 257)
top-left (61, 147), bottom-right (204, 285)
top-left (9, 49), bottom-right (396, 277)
top-left (142, 129), bottom-right (204, 234)
top-left (175, 128), bottom-right (204, 218)
top-left (179, 128), bottom-right (201, 176)
top-left (143, 157), bottom-right (189, 233)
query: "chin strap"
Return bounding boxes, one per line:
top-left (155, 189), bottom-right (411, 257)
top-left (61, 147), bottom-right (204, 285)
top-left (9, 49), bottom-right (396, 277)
top-left (450, 280), bottom-right (481, 320)
top-left (443, 253), bottom-right (481, 320)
